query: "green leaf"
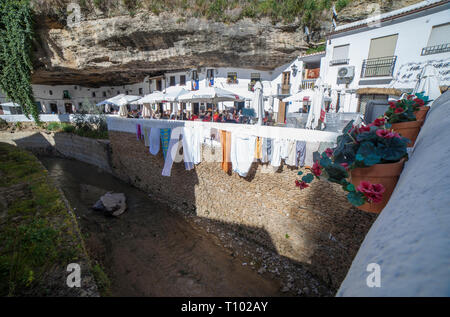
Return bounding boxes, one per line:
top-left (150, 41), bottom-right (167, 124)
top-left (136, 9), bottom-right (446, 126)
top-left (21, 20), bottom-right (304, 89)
top-left (319, 155), bottom-right (332, 167)
top-left (302, 173), bottom-right (314, 184)
top-left (346, 183), bottom-right (356, 192)
top-left (347, 191), bottom-right (365, 206)
top-left (324, 163), bottom-right (348, 184)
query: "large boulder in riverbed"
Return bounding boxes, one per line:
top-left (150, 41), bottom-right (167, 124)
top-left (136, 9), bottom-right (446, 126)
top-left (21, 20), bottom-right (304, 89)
top-left (92, 192), bottom-right (127, 217)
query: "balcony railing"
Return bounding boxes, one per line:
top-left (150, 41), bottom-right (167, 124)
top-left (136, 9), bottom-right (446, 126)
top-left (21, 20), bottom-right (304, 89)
top-left (277, 83), bottom-right (291, 96)
top-left (421, 43), bottom-right (450, 56)
top-left (330, 59), bottom-right (349, 66)
top-left (361, 56), bottom-right (397, 78)
top-left (300, 79), bottom-right (315, 90)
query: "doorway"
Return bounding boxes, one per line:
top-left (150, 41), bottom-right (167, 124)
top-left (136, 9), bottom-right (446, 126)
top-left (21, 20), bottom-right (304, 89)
top-left (65, 103), bottom-right (73, 114)
top-left (277, 101), bottom-right (286, 124)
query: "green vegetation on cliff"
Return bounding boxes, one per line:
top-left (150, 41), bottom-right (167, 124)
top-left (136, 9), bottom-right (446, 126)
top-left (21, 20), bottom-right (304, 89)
top-left (0, 0), bottom-right (39, 123)
top-left (43, 0), bottom-right (351, 27)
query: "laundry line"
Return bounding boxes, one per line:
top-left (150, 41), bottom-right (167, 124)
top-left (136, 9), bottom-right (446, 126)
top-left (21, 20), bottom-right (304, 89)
top-left (106, 116), bottom-right (340, 144)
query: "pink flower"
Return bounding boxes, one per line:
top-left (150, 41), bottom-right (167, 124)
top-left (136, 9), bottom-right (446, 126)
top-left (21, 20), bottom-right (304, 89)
top-left (311, 161), bottom-right (322, 177)
top-left (372, 118), bottom-right (385, 127)
top-left (357, 181), bottom-right (385, 203)
top-left (340, 163), bottom-right (349, 170)
top-left (325, 148), bottom-right (333, 158)
top-left (355, 125), bottom-right (371, 134)
top-left (394, 107), bottom-right (405, 114)
top-left (295, 180), bottom-right (309, 189)
top-left (414, 98), bottom-right (425, 106)
top-left (388, 101), bottom-right (397, 109)
top-left (376, 129), bottom-right (399, 139)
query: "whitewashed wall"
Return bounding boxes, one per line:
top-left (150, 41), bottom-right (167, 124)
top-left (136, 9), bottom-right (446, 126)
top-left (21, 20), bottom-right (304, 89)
top-left (322, 3), bottom-right (450, 112)
top-left (106, 116), bottom-right (339, 143)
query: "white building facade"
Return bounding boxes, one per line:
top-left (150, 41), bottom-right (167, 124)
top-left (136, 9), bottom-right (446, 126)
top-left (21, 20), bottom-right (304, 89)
top-left (321, 0), bottom-right (450, 114)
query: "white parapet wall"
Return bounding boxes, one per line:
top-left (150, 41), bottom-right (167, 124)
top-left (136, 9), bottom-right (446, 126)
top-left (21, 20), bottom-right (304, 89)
top-left (106, 116), bottom-right (340, 143)
top-left (337, 91), bottom-right (450, 297)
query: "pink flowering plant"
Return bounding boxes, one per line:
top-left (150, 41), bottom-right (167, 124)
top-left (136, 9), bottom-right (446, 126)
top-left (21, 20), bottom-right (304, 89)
top-left (295, 117), bottom-right (409, 206)
top-left (384, 92), bottom-right (430, 124)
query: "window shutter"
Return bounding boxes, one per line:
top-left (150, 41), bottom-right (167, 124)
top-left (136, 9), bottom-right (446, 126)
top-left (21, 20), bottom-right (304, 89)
top-left (427, 23), bottom-right (450, 47)
top-left (332, 44), bottom-right (349, 60)
top-left (368, 34), bottom-right (398, 59)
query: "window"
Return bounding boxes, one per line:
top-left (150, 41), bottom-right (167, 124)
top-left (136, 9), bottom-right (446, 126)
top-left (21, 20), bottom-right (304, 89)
top-left (170, 76), bottom-right (176, 86)
top-left (117, 91), bottom-right (120, 95)
top-left (49, 90), bottom-right (53, 96)
top-left (125, 91), bottom-right (129, 95)
top-left (180, 75), bottom-right (186, 86)
top-left (206, 69), bottom-right (215, 79)
top-left (362, 34), bottom-right (398, 77)
top-left (331, 44), bottom-right (349, 65)
top-left (250, 73), bottom-right (261, 82)
top-left (103, 91), bottom-right (107, 97)
top-left (63, 90), bottom-right (70, 99)
top-left (249, 73), bottom-right (261, 91)
top-left (227, 72), bottom-right (238, 84)
top-left (422, 23), bottom-right (450, 55)
top-left (92, 92), bottom-right (96, 97)
top-left (139, 88), bottom-right (143, 95)
top-left (191, 70), bottom-right (198, 81)
top-left (368, 34), bottom-right (398, 59)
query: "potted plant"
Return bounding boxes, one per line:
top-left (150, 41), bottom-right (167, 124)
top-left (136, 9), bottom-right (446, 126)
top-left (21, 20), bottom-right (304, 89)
top-left (295, 117), bottom-right (409, 213)
top-left (384, 93), bottom-right (431, 147)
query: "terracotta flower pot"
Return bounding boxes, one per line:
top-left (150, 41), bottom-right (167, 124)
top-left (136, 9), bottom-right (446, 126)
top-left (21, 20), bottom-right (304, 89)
top-left (391, 120), bottom-right (423, 147)
top-left (414, 106), bottom-right (429, 123)
top-left (350, 158), bottom-right (406, 214)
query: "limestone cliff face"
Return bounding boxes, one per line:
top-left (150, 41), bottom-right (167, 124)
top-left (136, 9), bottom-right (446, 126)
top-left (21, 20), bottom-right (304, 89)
top-left (30, 0), bottom-right (423, 86)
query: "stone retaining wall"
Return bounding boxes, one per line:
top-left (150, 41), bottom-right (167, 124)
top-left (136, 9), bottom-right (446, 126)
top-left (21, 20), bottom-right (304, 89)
top-left (0, 131), bottom-right (112, 173)
top-left (108, 130), bottom-right (377, 289)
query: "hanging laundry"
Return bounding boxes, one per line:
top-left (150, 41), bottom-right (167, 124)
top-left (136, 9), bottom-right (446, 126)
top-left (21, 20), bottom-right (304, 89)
top-left (211, 128), bottom-right (221, 142)
top-left (280, 139), bottom-right (291, 160)
top-left (254, 137), bottom-right (262, 160)
top-left (230, 132), bottom-right (256, 177)
top-left (182, 126), bottom-right (202, 168)
top-left (285, 140), bottom-right (298, 167)
top-left (296, 141), bottom-right (307, 167)
top-left (261, 137), bottom-right (270, 163)
top-left (220, 130), bottom-right (232, 173)
top-left (304, 142), bottom-right (321, 167)
top-left (270, 138), bottom-right (284, 168)
top-left (318, 141), bottom-right (335, 154)
top-left (162, 128), bottom-right (182, 177)
top-left (160, 128), bottom-right (171, 160)
top-left (143, 126), bottom-right (150, 147)
top-left (136, 123), bottom-right (142, 140)
top-left (149, 127), bottom-right (160, 155)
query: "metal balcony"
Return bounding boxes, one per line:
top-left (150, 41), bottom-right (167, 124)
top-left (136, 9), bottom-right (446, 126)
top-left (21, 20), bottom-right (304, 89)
top-left (361, 56), bottom-right (397, 78)
top-left (300, 79), bottom-right (315, 90)
top-left (277, 83), bottom-right (291, 96)
top-left (421, 43), bottom-right (450, 56)
top-left (330, 59), bottom-right (349, 66)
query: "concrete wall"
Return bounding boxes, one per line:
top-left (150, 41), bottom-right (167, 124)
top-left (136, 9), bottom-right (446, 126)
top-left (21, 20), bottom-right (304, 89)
top-left (105, 118), bottom-right (377, 289)
top-left (0, 131), bottom-right (112, 173)
top-left (337, 91), bottom-right (450, 296)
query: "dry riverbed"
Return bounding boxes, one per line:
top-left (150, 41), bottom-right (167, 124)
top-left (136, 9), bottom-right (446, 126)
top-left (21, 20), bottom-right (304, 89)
top-left (40, 156), bottom-right (333, 297)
